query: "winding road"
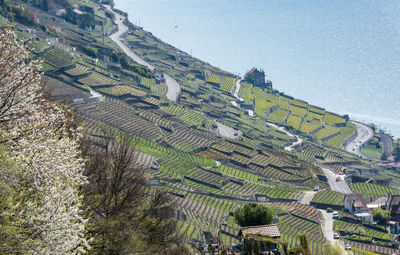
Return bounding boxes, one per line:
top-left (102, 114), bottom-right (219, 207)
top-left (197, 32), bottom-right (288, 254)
top-left (299, 191), bottom-right (348, 253)
top-left (345, 121), bottom-right (374, 159)
top-left (104, 5), bottom-right (181, 102)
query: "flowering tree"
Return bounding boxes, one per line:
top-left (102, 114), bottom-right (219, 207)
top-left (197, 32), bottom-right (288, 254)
top-left (0, 28), bottom-right (90, 254)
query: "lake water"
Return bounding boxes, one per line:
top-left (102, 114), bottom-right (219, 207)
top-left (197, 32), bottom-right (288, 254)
top-left (114, 0), bottom-right (400, 138)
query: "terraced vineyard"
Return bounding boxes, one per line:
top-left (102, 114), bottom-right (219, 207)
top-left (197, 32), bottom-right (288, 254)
top-left (278, 214), bottom-right (329, 255)
top-left (220, 76), bottom-right (236, 93)
top-left (42, 48), bottom-right (74, 68)
top-left (267, 108), bottom-right (289, 124)
top-left (160, 103), bottom-right (186, 115)
top-left (323, 124), bottom-right (356, 149)
top-left (98, 85), bottom-right (147, 97)
top-left (16, 4), bottom-right (397, 252)
top-left (238, 81), bottom-right (254, 105)
top-left (300, 120), bottom-right (322, 134)
top-left (64, 63), bottom-right (91, 76)
top-left (334, 219), bottom-right (395, 242)
top-left (313, 125), bottom-right (340, 141)
top-left (206, 73), bottom-right (220, 85)
top-left (72, 98), bottom-right (162, 140)
top-left (79, 72), bottom-right (120, 86)
top-left (310, 190), bottom-right (345, 209)
top-left (286, 114), bottom-right (302, 130)
top-left (253, 87), bottom-right (278, 117)
top-left (350, 182), bottom-right (400, 201)
top-left (290, 105), bottom-right (307, 117)
top-left (179, 110), bottom-right (206, 128)
top-left (324, 112), bottom-right (346, 125)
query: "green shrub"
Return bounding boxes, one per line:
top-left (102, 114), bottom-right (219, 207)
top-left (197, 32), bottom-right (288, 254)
top-left (234, 203), bottom-right (274, 227)
top-left (372, 207), bottom-right (389, 225)
top-left (85, 46), bottom-right (98, 58)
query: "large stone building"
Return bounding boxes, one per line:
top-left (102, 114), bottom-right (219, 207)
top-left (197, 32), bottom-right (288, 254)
top-left (244, 68), bottom-right (266, 88)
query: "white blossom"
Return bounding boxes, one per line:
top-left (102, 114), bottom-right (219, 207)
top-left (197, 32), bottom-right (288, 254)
top-left (0, 29), bottom-right (90, 254)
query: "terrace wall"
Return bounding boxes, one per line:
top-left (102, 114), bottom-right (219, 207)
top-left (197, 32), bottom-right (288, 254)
top-left (344, 127), bottom-right (358, 147)
top-left (321, 131), bottom-right (341, 142)
top-left (309, 202), bottom-right (344, 211)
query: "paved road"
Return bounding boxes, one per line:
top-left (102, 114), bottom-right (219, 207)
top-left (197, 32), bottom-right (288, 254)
top-left (345, 121), bottom-right (374, 159)
top-left (104, 5), bottom-right (181, 102)
top-left (380, 133), bottom-right (393, 159)
top-left (322, 168), bottom-right (352, 194)
top-left (299, 191), bottom-right (348, 253)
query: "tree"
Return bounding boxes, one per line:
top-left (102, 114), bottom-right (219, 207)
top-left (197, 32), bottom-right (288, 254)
top-left (234, 203), bottom-right (274, 227)
top-left (372, 207), bottom-right (390, 225)
top-left (393, 146), bottom-right (400, 162)
top-left (85, 46), bottom-right (98, 58)
top-left (0, 28), bottom-right (90, 254)
top-left (81, 134), bottom-right (180, 254)
top-left (299, 233), bottom-right (310, 255)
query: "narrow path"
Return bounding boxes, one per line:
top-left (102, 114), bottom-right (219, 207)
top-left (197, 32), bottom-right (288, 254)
top-left (233, 78), bottom-right (244, 100)
top-left (321, 168), bottom-right (352, 194)
top-left (345, 121), bottom-right (374, 159)
top-left (104, 5), bottom-right (181, 102)
top-left (88, 88), bottom-right (103, 101)
top-left (319, 209), bottom-right (335, 246)
top-left (266, 122), bottom-right (303, 151)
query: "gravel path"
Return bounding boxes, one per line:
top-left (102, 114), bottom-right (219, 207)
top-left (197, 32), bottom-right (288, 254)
top-left (345, 121), bottom-right (374, 159)
top-left (104, 5), bottom-right (181, 102)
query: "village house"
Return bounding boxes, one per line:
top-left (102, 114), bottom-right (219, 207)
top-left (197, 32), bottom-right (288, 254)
top-left (239, 224), bottom-right (281, 255)
top-left (344, 193), bottom-right (373, 222)
top-left (244, 68), bottom-right (266, 88)
top-left (386, 194), bottom-right (400, 234)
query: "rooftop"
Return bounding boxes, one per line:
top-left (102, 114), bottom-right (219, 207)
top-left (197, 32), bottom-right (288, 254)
top-left (241, 224), bottom-right (281, 238)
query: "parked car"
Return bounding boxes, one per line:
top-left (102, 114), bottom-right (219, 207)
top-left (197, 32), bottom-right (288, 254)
top-left (345, 244), bottom-right (351, 250)
top-left (314, 186), bottom-right (320, 191)
top-left (333, 233), bottom-right (340, 239)
top-left (332, 211), bottom-right (339, 219)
